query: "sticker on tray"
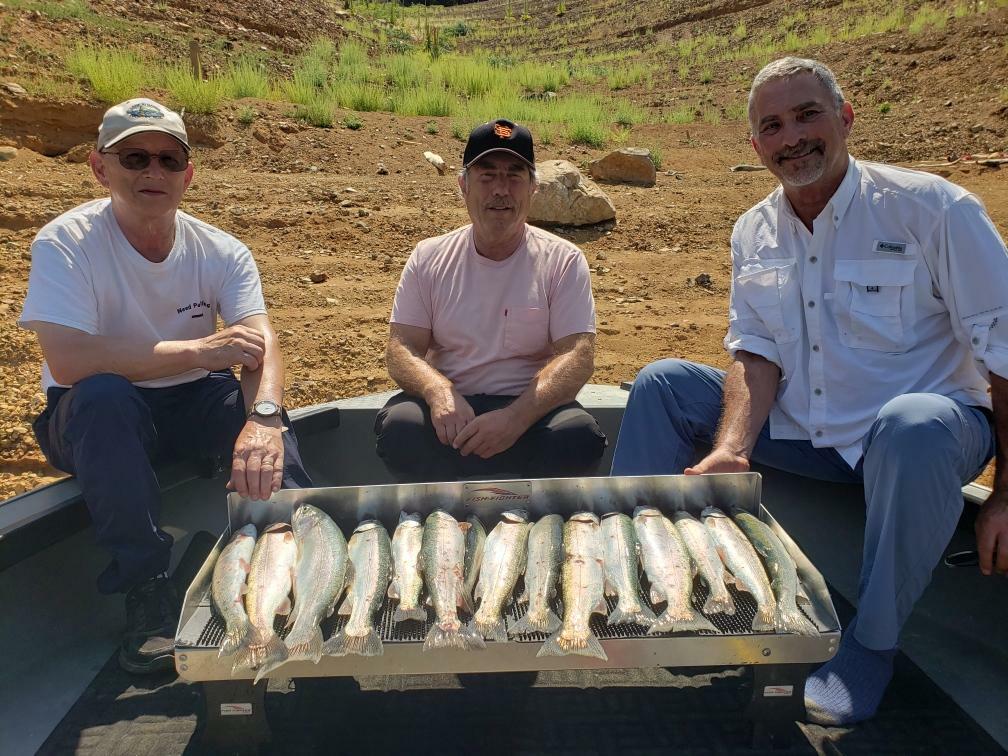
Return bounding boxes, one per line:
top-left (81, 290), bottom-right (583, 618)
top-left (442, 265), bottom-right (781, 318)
top-left (763, 685), bottom-right (794, 697)
top-left (221, 703), bottom-right (253, 716)
top-left (464, 481), bottom-right (532, 505)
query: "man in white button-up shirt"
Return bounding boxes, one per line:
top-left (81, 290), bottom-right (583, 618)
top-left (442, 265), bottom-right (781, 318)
top-left (612, 57), bottom-right (1007, 726)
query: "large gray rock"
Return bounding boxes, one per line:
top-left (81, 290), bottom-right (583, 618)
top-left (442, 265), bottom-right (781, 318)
top-left (0, 146), bottom-right (16, 161)
top-left (3, 82), bottom-right (28, 97)
top-left (529, 160), bottom-right (615, 227)
top-left (588, 147), bottom-right (656, 186)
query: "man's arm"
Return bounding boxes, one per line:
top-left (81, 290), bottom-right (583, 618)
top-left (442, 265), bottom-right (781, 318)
top-left (976, 371), bottom-right (1008, 576)
top-left (31, 321), bottom-right (265, 385)
top-left (685, 350), bottom-right (780, 474)
top-left (454, 332), bottom-right (594, 459)
top-left (386, 322), bottom-right (474, 445)
top-left (229, 313), bottom-right (286, 501)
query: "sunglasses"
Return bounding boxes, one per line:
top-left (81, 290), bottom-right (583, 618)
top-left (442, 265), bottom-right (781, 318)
top-left (100, 148), bottom-right (190, 172)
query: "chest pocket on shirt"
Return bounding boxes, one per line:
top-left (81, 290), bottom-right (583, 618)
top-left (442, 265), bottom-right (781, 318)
top-left (833, 257), bottom-right (917, 352)
top-left (735, 259), bottom-right (800, 344)
top-left (503, 306), bottom-right (550, 356)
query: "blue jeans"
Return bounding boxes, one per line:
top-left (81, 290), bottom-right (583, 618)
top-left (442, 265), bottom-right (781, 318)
top-left (610, 358), bottom-right (995, 649)
top-left (33, 371), bottom-right (312, 594)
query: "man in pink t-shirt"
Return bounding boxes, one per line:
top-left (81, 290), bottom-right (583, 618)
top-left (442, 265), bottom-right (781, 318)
top-left (377, 119), bottom-right (606, 481)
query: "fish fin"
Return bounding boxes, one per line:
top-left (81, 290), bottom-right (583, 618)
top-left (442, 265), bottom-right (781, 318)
top-left (701, 587), bottom-right (737, 616)
top-left (592, 597), bottom-right (609, 616)
top-left (239, 583), bottom-right (249, 596)
top-left (337, 590), bottom-right (354, 616)
top-left (235, 630), bottom-right (287, 681)
top-left (457, 580), bottom-right (475, 614)
top-left (277, 597), bottom-right (292, 615)
top-left (607, 600), bottom-right (657, 628)
top-left (388, 578), bottom-right (400, 600)
top-left (218, 619), bottom-right (252, 659)
top-left (285, 625), bottom-right (324, 664)
top-left (648, 606), bottom-right (718, 635)
top-left (603, 577), bottom-right (617, 598)
top-left (458, 521), bottom-right (471, 535)
top-left (393, 604), bottom-right (427, 623)
top-left (516, 587), bottom-right (529, 606)
top-left (649, 586), bottom-right (664, 605)
top-left (473, 580), bottom-right (484, 604)
top-left (424, 594), bottom-right (433, 607)
top-left (752, 603), bottom-right (776, 633)
top-left (473, 615), bottom-right (508, 643)
top-left (796, 583), bottom-right (813, 608)
top-left (722, 569), bottom-right (740, 588)
top-left (323, 627), bottom-right (383, 657)
top-left (775, 604), bottom-right (819, 637)
top-left (284, 605), bottom-right (299, 631)
top-left (423, 620), bottom-right (485, 651)
top-left (537, 628), bottom-right (607, 661)
top-left (511, 607), bottom-right (562, 636)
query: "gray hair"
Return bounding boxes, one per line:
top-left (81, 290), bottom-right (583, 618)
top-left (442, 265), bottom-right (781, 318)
top-left (747, 57), bottom-right (846, 129)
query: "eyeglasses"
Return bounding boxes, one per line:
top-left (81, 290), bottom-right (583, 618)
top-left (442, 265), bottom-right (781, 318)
top-left (100, 148), bottom-right (189, 172)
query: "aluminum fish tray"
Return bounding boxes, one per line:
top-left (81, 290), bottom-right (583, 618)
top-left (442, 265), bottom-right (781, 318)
top-left (176, 473), bottom-right (840, 682)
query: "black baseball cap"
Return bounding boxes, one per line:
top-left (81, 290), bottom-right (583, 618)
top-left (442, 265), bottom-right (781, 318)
top-left (463, 119), bottom-right (535, 169)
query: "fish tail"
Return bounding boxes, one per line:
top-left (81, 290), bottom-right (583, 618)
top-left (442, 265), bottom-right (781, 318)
top-left (537, 628), bottom-right (608, 661)
top-left (232, 629), bottom-right (287, 680)
top-left (230, 627), bottom-right (266, 673)
top-left (423, 619), bottom-right (486, 651)
top-left (284, 624), bottom-right (324, 664)
top-left (607, 599), bottom-right (657, 628)
top-left (252, 635), bottom-right (290, 684)
top-left (511, 607), bottom-right (562, 636)
top-left (323, 627), bottom-right (383, 657)
top-left (701, 586), bottom-right (737, 616)
top-left (751, 603), bottom-right (777, 633)
top-left (473, 615), bottom-right (508, 643)
top-left (393, 604), bottom-right (428, 623)
top-left (218, 620), bottom-right (252, 659)
top-left (775, 603), bottom-right (819, 637)
top-left (648, 606), bottom-right (718, 635)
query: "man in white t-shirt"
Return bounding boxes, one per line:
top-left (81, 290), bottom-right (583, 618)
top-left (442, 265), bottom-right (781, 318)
top-left (18, 98), bottom-right (311, 674)
top-left (377, 119), bottom-right (606, 481)
top-left (611, 58), bottom-right (1007, 725)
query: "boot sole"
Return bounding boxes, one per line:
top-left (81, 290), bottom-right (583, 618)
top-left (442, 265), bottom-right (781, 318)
top-left (118, 648), bottom-right (176, 675)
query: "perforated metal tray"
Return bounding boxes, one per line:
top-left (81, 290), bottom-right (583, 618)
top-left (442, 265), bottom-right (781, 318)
top-left (176, 473), bottom-right (840, 681)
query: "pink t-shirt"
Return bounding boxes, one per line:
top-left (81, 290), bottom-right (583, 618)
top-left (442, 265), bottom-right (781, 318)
top-left (390, 224), bottom-right (596, 396)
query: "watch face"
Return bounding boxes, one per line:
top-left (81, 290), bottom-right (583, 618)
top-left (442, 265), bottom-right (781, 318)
top-left (254, 400), bottom-right (280, 416)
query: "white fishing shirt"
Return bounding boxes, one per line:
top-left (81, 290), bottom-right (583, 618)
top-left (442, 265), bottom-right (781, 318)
top-left (724, 157), bottom-right (1008, 467)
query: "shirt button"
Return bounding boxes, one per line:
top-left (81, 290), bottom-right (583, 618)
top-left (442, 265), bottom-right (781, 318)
top-left (807, 300), bottom-right (816, 308)
top-left (972, 337), bottom-right (980, 345)
top-left (812, 344), bottom-right (820, 352)
top-left (814, 388), bottom-right (823, 396)
top-left (815, 430), bottom-right (824, 438)
top-left (809, 256), bottom-right (818, 263)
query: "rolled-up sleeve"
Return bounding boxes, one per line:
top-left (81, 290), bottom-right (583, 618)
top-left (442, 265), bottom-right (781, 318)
top-left (723, 233), bottom-right (783, 369)
top-left (934, 195), bottom-right (1008, 380)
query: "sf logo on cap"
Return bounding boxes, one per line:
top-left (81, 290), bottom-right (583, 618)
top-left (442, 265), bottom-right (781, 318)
top-left (493, 122), bottom-right (513, 138)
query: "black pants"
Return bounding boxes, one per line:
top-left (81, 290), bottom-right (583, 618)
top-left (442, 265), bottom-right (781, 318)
top-left (374, 392), bottom-right (607, 483)
top-left (33, 371), bottom-right (311, 594)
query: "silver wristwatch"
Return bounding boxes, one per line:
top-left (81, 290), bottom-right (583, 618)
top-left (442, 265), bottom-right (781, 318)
top-left (248, 399), bottom-right (282, 419)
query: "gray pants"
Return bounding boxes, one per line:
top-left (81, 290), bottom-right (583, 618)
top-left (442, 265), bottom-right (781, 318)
top-left (610, 359), bottom-right (995, 649)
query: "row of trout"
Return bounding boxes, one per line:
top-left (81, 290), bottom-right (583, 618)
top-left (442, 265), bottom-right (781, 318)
top-left (210, 503), bottom-right (817, 680)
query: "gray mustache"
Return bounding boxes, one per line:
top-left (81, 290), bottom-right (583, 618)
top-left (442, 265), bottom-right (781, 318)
top-left (775, 140), bottom-right (824, 161)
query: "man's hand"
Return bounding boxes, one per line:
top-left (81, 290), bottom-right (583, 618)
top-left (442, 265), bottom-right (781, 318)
top-left (454, 407), bottom-right (525, 459)
top-left (229, 416), bottom-right (284, 500)
top-left (198, 325), bottom-right (266, 372)
top-left (684, 447), bottom-right (751, 475)
top-left (975, 488), bottom-right (1008, 576)
top-left (428, 387), bottom-right (476, 446)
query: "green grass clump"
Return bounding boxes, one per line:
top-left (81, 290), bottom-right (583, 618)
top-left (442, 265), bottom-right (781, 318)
top-left (393, 88), bottom-right (456, 117)
top-left (613, 101), bottom-right (646, 128)
top-left (343, 114), bottom-right (363, 130)
top-left (908, 4), bottom-right (947, 34)
top-left (66, 46), bottom-right (145, 103)
top-left (294, 98), bottom-right (335, 127)
top-left (225, 57), bottom-right (270, 99)
top-left (331, 81), bottom-right (388, 112)
top-left (381, 53), bottom-right (426, 90)
top-left (878, 101), bottom-right (891, 114)
top-left (515, 61), bottom-right (569, 93)
top-left (567, 119), bottom-right (607, 148)
top-left (163, 67), bottom-right (226, 114)
top-left (666, 104), bottom-right (696, 124)
top-left (237, 106), bottom-right (256, 125)
top-left (647, 146), bottom-right (663, 171)
top-left (433, 56), bottom-right (504, 98)
top-left (451, 120), bottom-right (468, 140)
top-left (606, 63), bottom-right (652, 91)
top-left (425, 120), bottom-right (439, 134)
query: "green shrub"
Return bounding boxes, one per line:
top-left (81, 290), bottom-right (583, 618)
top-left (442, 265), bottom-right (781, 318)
top-left (163, 66), bottom-right (226, 114)
top-left (225, 57), bottom-right (269, 99)
top-left (444, 21), bottom-right (471, 37)
top-left (294, 98), bottom-right (335, 127)
top-left (666, 104), bottom-right (695, 124)
top-left (393, 88), bottom-right (456, 117)
top-left (237, 106), bottom-right (256, 125)
top-left (331, 81), bottom-right (388, 112)
top-left (343, 114), bottom-right (363, 130)
top-left (878, 101), bottom-right (891, 114)
top-left (567, 119), bottom-right (606, 148)
top-left (66, 46), bottom-right (145, 103)
top-left (647, 146), bottom-right (663, 171)
top-left (425, 120), bottom-right (439, 134)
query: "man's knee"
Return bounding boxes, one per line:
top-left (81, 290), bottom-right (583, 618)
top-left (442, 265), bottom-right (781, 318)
top-left (66, 373), bottom-right (139, 412)
top-left (375, 396), bottom-right (435, 463)
top-left (537, 408), bottom-right (607, 472)
top-left (632, 358), bottom-right (693, 394)
top-left (865, 394), bottom-right (960, 463)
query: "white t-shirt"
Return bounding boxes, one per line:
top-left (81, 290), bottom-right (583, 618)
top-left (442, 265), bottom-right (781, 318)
top-left (19, 198), bottom-right (266, 391)
top-left (725, 157), bottom-right (1008, 466)
top-left (391, 224), bottom-right (596, 396)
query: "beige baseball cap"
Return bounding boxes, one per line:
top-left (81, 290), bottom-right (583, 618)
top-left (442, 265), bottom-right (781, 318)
top-left (97, 98), bottom-right (190, 152)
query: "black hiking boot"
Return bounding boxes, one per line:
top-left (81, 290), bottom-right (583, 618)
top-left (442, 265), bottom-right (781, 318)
top-left (119, 574), bottom-right (179, 675)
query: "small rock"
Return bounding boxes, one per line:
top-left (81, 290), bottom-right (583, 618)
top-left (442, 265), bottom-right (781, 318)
top-left (377, 163), bottom-right (389, 175)
top-left (0, 146), bottom-right (16, 161)
top-left (423, 151), bottom-right (446, 175)
top-left (598, 326), bottom-right (620, 336)
top-left (357, 208), bottom-right (369, 217)
top-left (309, 271), bottom-right (328, 284)
top-left (339, 199), bottom-right (354, 208)
top-left (2, 82), bottom-right (27, 97)
top-left (20, 250), bottom-right (31, 261)
top-left (596, 251), bottom-right (607, 261)
top-left (325, 297), bottom-right (338, 305)
top-left (355, 222), bottom-right (371, 232)
top-left (308, 165), bottom-right (319, 172)
top-left (695, 273), bottom-right (713, 289)
top-left (944, 100), bottom-right (953, 107)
